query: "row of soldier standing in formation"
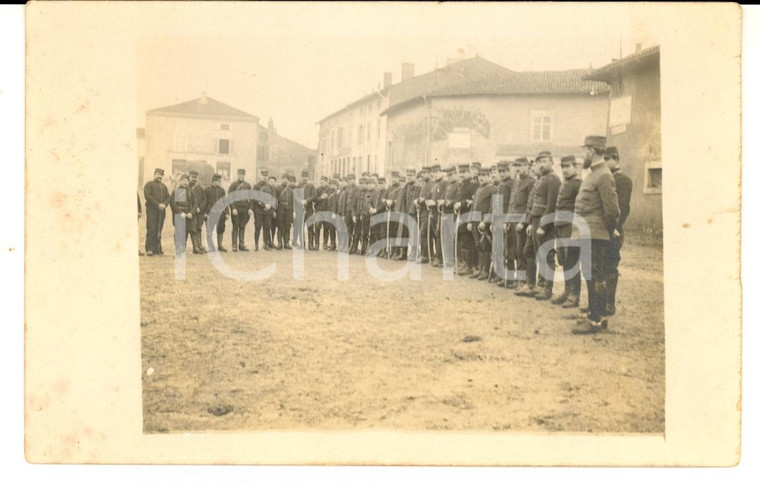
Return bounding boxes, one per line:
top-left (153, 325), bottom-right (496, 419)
top-left (141, 135), bottom-right (631, 334)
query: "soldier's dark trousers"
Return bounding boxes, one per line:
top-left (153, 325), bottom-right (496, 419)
top-left (396, 216), bottom-right (409, 259)
top-left (604, 231), bottom-right (623, 312)
top-left (431, 213), bottom-right (442, 263)
top-left (507, 223), bottom-right (526, 281)
top-left (231, 210), bottom-right (250, 248)
top-left (361, 215), bottom-right (371, 254)
top-left (340, 215), bottom-right (353, 251)
top-left (523, 227), bottom-right (536, 287)
top-left (585, 239), bottom-right (609, 322)
top-left (555, 225), bottom-right (581, 297)
top-left (145, 205), bottom-right (165, 254)
top-left (457, 222), bottom-right (473, 269)
top-left (419, 210), bottom-right (431, 259)
top-left (277, 215), bottom-right (292, 247)
top-left (305, 210), bottom-right (316, 248)
top-left (171, 214), bottom-right (187, 254)
top-left (479, 234), bottom-right (493, 275)
top-left (504, 224), bottom-right (516, 279)
top-left (205, 213), bottom-right (226, 249)
top-left (532, 216), bottom-right (556, 290)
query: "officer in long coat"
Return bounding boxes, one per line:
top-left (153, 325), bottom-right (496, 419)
top-left (143, 168), bottom-right (171, 256)
top-left (228, 168), bottom-right (254, 252)
top-left (204, 173), bottom-right (229, 252)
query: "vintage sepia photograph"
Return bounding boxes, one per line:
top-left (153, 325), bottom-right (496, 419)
top-left (137, 8), bottom-right (664, 434)
top-left (23, 1), bottom-right (742, 466)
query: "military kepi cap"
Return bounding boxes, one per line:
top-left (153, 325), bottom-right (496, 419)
top-left (513, 157), bottom-right (528, 165)
top-left (605, 146), bottom-right (619, 159)
top-left (478, 168), bottom-right (489, 175)
top-left (536, 150), bottom-right (552, 160)
top-left (496, 161), bottom-right (509, 170)
top-left (347, 173), bottom-right (356, 179)
top-left (212, 173), bottom-right (222, 180)
top-left (560, 155), bottom-right (577, 165)
top-left (391, 171), bottom-right (400, 177)
top-left (458, 163), bottom-right (470, 173)
top-left (406, 168), bottom-right (416, 175)
top-left (582, 135), bottom-right (607, 150)
top-left (188, 170), bottom-right (199, 176)
top-left (471, 161), bottom-right (482, 168)
top-left (430, 164), bottom-right (441, 172)
top-left (320, 175), bottom-right (328, 181)
top-left (301, 170), bottom-right (310, 177)
top-left (154, 168), bottom-right (165, 175)
top-left (237, 168), bottom-right (246, 174)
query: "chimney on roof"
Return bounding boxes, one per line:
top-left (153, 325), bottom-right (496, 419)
top-left (268, 118), bottom-right (276, 134)
top-left (635, 43), bottom-right (642, 54)
top-left (401, 63), bottom-right (415, 82)
top-left (199, 92), bottom-right (208, 105)
top-left (383, 72), bottom-right (392, 89)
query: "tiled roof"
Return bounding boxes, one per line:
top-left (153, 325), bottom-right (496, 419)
top-left (437, 69), bottom-right (609, 96)
top-left (387, 56), bottom-right (515, 109)
top-left (583, 45), bottom-right (660, 82)
top-left (147, 96), bottom-right (259, 121)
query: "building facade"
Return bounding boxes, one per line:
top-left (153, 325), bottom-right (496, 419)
top-left (316, 57), bottom-right (610, 179)
top-left (143, 95), bottom-right (259, 187)
top-left (586, 45), bottom-right (662, 234)
top-left (257, 119), bottom-right (317, 180)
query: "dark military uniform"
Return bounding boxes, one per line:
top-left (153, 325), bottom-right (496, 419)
top-left (429, 172), bottom-right (448, 266)
top-left (337, 181), bottom-right (349, 251)
top-left (301, 177), bottom-right (319, 250)
top-left (530, 169), bottom-right (562, 299)
top-left (456, 167), bottom-right (479, 273)
top-left (277, 180), bottom-right (294, 249)
top-left (325, 182), bottom-right (339, 250)
top-left (314, 179), bottom-right (330, 250)
top-left (228, 177), bottom-right (253, 251)
top-left (552, 171), bottom-right (582, 306)
top-left (605, 166), bottom-right (633, 314)
top-left (416, 176), bottom-right (433, 262)
top-left (204, 181), bottom-right (229, 252)
top-left (470, 172), bottom-right (498, 280)
top-left (441, 169), bottom-right (460, 267)
top-left (384, 178), bottom-right (401, 258)
top-left (143, 175), bottom-right (171, 255)
top-left (187, 178), bottom-right (207, 253)
top-left (169, 184), bottom-right (197, 255)
top-left (368, 180), bottom-right (387, 256)
top-left (507, 164), bottom-right (535, 287)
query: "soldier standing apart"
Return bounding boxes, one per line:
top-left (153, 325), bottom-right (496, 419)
top-left (187, 170), bottom-right (208, 254)
top-left (496, 161), bottom-right (514, 286)
top-left (551, 155), bottom-right (583, 307)
top-left (604, 146), bottom-right (632, 316)
top-left (204, 173), bottom-right (229, 252)
top-left (571, 136), bottom-right (621, 334)
top-left (228, 169), bottom-right (254, 252)
top-left (507, 158), bottom-right (535, 291)
top-left (277, 175), bottom-right (294, 249)
top-left (299, 170), bottom-right (319, 250)
top-left (531, 152), bottom-right (562, 300)
top-left (169, 174), bottom-right (196, 256)
top-left (143, 168), bottom-right (171, 256)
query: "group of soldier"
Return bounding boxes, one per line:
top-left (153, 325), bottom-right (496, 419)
top-left (141, 134), bottom-right (631, 335)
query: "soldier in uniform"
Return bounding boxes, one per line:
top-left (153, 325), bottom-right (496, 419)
top-left (143, 168), bottom-right (171, 256)
top-left (530, 152), bottom-right (563, 300)
top-left (414, 167), bottom-right (433, 263)
top-left (427, 165), bottom-right (447, 267)
top-left (384, 171), bottom-right (401, 259)
top-left (604, 146), bottom-right (633, 315)
top-left (325, 175), bottom-right (340, 251)
top-left (360, 177), bottom-right (375, 255)
top-left (187, 170), bottom-right (207, 254)
top-left (495, 161), bottom-right (515, 286)
top-left (228, 168), bottom-right (253, 252)
top-left (507, 158), bottom-right (535, 290)
top-left (263, 176), bottom-right (279, 250)
top-left (204, 173), bottom-right (229, 252)
top-left (369, 175), bottom-right (387, 257)
top-left (336, 176), bottom-right (349, 252)
top-left (441, 165), bottom-right (460, 268)
top-left (392, 169), bottom-right (415, 261)
top-left (314, 175), bottom-right (331, 250)
top-left (277, 174), bottom-right (294, 250)
top-left (552, 155), bottom-right (583, 307)
top-left (169, 174), bottom-right (196, 256)
top-left (298, 170), bottom-right (319, 250)
top-left (469, 168), bottom-right (499, 280)
top-left (517, 160), bottom-right (541, 296)
top-left (572, 136), bottom-right (621, 334)
top-left (453, 163), bottom-right (477, 275)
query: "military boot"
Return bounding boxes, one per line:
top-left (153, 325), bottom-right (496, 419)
top-left (551, 287), bottom-right (569, 305)
top-left (535, 281), bottom-right (553, 301)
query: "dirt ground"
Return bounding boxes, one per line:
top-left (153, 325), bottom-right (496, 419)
top-left (140, 223), bottom-right (664, 434)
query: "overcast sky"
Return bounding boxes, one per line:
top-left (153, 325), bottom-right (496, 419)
top-left (136, 3), bottom-right (658, 148)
